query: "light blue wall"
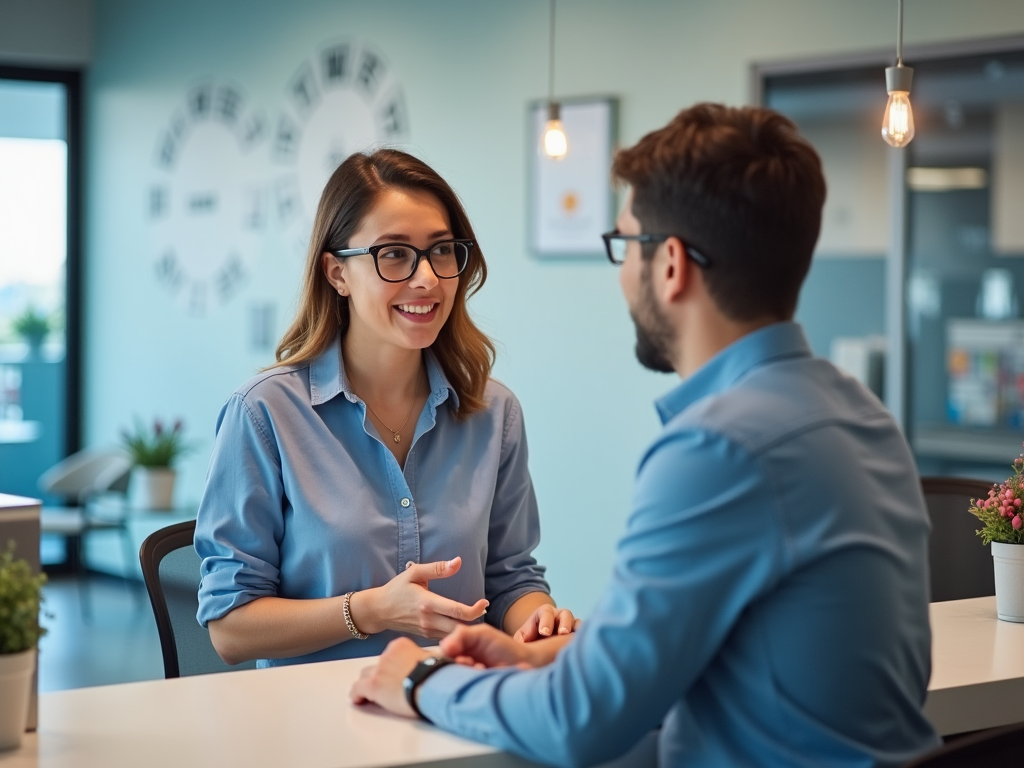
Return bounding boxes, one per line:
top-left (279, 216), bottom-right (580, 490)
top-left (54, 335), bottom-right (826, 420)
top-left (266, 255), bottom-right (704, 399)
top-left (85, 0), bottom-right (1024, 613)
top-left (797, 258), bottom-right (886, 359)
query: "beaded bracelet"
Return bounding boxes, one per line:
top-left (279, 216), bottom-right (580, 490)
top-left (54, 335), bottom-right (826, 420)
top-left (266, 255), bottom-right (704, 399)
top-left (343, 591), bottom-right (370, 640)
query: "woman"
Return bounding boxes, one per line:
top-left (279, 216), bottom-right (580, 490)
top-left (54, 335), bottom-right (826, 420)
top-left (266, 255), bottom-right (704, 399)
top-left (195, 149), bottom-right (576, 667)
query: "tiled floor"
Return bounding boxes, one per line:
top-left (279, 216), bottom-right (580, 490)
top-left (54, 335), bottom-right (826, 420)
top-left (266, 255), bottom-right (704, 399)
top-left (38, 573), bottom-right (164, 692)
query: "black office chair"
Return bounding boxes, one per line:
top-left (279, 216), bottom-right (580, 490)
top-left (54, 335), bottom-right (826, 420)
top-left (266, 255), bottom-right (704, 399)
top-left (139, 519), bottom-right (257, 678)
top-left (903, 721), bottom-right (1024, 766)
top-left (920, 476), bottom-right (996, 603)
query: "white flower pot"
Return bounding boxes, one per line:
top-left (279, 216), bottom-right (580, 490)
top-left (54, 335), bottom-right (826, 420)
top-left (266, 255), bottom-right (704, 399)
top-left (992, 541), bottom-right (1024, 622)
top-left (130, 467), bottom-right (176, 510)
top-left (0, 648), bottom-right (36, 751)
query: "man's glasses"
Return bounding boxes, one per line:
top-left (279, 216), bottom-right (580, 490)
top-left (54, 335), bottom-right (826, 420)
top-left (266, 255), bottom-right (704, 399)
top-left (331, 239), bottom-right (473, 283)
top-left (601, 231), bottom-right (710, 268)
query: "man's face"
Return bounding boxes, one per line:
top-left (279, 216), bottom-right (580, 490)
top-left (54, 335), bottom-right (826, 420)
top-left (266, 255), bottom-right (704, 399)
top-left (617, 195), bottom-right (676, 374)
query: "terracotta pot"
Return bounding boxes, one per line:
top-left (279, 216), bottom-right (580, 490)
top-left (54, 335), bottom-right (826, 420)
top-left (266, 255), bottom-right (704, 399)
top-left (0, 648), bottom-right (36, 751)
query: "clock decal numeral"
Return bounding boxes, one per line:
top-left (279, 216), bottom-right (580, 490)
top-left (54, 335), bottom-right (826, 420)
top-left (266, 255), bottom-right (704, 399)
top-left (149, 82), bottom-right (269, 316)
top-left (146, 42), bottom-right (409, 317)
top-left (275, 41), bottom-right (409, 257)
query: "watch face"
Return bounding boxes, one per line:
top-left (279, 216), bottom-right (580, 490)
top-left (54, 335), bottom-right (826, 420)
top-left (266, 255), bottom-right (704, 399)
top-left (273, 40), bottom-right (409, 259)
top-left (148, 82), bottom-right (269, 316)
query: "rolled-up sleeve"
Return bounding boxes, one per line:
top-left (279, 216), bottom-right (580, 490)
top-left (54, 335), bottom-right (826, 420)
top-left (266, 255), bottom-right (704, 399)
top-left (195, 394), bottom-right (286, 627)
top-left (483, 396), bottom-right (550, 628)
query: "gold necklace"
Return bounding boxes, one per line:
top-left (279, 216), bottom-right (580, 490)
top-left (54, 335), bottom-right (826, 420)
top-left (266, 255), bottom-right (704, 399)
top-left (360, 370), bottom-right (426, 444)
top-left (364, 400), bottom-right (415, 444)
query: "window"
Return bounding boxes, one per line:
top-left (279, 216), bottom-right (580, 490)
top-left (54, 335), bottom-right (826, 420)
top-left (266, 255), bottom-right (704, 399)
top-left (0, 66), bottom-right (81, 506)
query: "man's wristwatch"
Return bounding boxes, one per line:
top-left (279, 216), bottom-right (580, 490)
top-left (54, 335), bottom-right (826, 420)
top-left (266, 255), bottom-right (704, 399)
top-left (404, 655), bottom-right (454, 721)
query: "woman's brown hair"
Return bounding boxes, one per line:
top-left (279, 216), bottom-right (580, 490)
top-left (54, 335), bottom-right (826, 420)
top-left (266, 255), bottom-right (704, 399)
top-left (274, 149), bottom-right (496, 418)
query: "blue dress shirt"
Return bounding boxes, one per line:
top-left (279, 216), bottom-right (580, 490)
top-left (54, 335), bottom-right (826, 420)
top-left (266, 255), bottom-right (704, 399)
top-left (419, 322), bottom-right (940, 768)
top-left (194, 334), bottom-right (550, 666)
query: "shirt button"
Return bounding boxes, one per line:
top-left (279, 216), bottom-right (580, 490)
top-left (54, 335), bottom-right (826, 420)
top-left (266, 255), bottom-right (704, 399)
top-left (400, 498), bottom-right (411, 508)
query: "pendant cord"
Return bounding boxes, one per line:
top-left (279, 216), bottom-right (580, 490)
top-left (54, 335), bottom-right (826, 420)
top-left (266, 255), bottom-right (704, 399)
top-left (896, 0), bottom-right (904, 67)
top-left (548, 0), bottom-right (556, 103)
top-left (365, 399), bottom-right (414, 443)
top-left (359, 368), bottom-right (426, 445)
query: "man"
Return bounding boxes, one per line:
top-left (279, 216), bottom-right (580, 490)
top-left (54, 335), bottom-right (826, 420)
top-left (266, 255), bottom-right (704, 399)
top-left (350, 104), bottom-right (940, 768)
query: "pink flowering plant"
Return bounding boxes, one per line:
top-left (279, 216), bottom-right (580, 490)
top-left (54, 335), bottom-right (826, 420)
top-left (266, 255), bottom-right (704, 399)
top-left (969, 445), bottom-right (1024, 545)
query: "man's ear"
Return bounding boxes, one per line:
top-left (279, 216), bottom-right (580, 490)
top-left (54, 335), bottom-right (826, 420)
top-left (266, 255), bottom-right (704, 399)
top-left (322, 252), bottom-right (349, 297)
top-left (657, 236), bottom-right (690, 305)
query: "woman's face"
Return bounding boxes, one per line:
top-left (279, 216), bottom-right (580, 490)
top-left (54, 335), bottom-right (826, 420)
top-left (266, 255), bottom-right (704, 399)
top-left (323, 187), bottom-right (460, 353)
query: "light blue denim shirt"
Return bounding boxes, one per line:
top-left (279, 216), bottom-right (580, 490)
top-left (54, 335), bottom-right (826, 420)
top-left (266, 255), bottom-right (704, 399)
top-left (194, 334), bottom-right (549, 666)
top-left (419, 322), bottom-right (940, 768)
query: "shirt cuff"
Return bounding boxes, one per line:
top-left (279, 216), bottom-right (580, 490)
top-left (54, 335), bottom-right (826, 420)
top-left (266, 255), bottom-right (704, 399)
top-left (416, 663), bottom-right (495, 736)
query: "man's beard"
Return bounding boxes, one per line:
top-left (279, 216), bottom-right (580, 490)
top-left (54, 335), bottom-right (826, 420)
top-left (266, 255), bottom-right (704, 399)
top-left (629, 266), bottom-right (676, 374)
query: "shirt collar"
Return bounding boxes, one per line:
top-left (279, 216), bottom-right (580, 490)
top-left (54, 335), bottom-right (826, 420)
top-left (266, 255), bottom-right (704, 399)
top-left (654, 322), bottom-right (812, 425)
top-left (308, 333), bottom-right (459, 409)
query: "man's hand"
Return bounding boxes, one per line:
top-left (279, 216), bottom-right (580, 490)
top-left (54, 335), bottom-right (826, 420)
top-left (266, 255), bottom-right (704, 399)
top-left (441, 624), bottom-right (569, 669)
top-left (350, 638), bottom-right (430, 717)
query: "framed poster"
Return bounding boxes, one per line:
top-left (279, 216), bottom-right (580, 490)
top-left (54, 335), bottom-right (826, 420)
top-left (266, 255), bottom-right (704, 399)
top-left (528, 96), bottom-right (618, 258)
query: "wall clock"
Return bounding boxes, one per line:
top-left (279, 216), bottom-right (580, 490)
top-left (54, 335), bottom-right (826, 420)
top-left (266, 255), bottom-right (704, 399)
top-left (148, 82), bottom-right (268, 316)
top-left (273, 41), bottom-right (409, 257)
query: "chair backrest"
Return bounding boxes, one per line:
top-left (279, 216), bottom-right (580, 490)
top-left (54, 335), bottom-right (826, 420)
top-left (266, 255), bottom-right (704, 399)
top-left (139, 520), bottom-right (257, 678)
top-left (903, 721), bottom-right (1024, 766)
top-left (921, 476), bottom-right (996, 603)
top-left (38, 449), bottom-right (132, 504)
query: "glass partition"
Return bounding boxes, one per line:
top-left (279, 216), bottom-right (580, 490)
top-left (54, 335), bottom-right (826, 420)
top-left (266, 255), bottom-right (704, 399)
top-left (760, 40), bottom-right (1024, 480)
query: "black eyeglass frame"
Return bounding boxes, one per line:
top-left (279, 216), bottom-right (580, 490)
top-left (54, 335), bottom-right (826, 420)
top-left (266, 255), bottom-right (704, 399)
top-left (600, 231), bottom-right (710, 268)
top-left (330, 238), bottom-right (475, 283)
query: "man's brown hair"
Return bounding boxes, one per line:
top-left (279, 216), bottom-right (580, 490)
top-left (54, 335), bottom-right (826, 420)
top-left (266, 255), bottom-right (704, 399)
top-left (612, 103), bottom-right (826, 322)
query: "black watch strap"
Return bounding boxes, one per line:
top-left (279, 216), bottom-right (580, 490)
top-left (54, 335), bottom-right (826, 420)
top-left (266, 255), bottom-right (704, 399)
top-left (404, 655), bottom-right (454, 721)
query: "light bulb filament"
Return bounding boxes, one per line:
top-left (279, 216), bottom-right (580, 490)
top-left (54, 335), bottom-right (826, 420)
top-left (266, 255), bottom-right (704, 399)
top-left (882, 91), bottom-right (915, 148)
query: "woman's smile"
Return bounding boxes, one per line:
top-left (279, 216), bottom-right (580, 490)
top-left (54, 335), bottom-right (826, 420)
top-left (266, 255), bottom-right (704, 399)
top-left (394, 301), bottom-right (439, 322)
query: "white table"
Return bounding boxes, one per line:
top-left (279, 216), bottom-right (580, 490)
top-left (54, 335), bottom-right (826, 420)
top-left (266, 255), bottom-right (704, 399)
top-left (925, 595), bottom-right (1024, 735)
top-left (0, 657), bottom-right (508, 768)
top-left (2, 597), bottom-right (1018, 766)
top-left (0, 656), bottom-right (656, 768)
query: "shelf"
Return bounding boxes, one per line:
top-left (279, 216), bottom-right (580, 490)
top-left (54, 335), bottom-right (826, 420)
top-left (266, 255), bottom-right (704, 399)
top-left (912, 425), bottom-right (1024, 463)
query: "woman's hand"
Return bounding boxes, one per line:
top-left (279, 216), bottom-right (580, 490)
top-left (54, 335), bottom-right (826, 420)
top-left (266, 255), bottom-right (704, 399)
top-left (512, 604), bottom-right (581, 643)
top-left (350, 556), bottom-right (489, 639)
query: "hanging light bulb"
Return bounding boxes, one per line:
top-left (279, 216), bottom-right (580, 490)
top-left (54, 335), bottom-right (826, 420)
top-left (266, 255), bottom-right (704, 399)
top-left (542, 102), bottom-right (568, 160)
top-left (882, 78), bottom-right (915, 147)
top-left (881, 0), bottom-right (915, 148)
top-left (540, 0), bottom-right (568, 160)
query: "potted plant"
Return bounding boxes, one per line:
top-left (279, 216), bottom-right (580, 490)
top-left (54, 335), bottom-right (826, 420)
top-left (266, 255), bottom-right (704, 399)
top-left (121, 417), bottom-right (191, 510)
top-left (11, 307), bottom-right (50, 358)
top-left (969, 447), bottom-right (1024, 622)
top-left (0, 542), bottom-right (47, 751)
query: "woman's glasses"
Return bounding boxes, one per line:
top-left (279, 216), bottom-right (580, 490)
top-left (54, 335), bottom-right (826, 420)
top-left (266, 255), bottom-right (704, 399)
top-left (331, 239), bottom-right (473, 283)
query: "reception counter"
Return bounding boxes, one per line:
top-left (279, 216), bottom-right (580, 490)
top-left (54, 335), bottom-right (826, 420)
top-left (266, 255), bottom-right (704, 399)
top-left (1, 596), bottom-right (1021, 767)
top-left (925, 595), bottom-right (1024, 736)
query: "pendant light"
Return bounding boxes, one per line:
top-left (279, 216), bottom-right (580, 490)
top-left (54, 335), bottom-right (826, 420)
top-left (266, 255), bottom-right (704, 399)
top-left (881, 0), bottom-right (915, 147)
top-left (541, 0), bottom-right (568, 160)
